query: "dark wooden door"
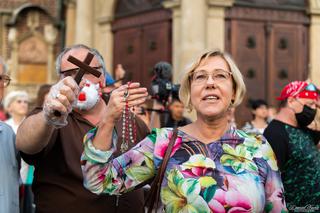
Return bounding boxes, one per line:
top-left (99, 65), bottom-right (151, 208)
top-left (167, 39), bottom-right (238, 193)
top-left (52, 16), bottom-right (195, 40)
top-left (226, 7), bottom-right (309, 126)
top-left (267, 23), bottom-right (308, 106)
top-left (113, 9), bottom-right (172, 88)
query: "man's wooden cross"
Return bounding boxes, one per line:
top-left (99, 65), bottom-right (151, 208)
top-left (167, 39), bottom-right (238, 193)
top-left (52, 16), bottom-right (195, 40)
top-left (67, 52), bottom-right (102, 85)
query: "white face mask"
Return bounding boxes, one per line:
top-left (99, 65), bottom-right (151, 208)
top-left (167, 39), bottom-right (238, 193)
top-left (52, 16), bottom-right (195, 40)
top-left (74, 79), bottom-right (100, 111)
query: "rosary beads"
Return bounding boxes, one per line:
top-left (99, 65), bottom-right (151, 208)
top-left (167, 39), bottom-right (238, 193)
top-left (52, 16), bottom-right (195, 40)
top-left (120, 82), bottom-right (137, 153)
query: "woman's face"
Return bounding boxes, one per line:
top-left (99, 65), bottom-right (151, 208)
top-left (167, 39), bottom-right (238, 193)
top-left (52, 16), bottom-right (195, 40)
top-left (190, 56), bottom-right (235, 120)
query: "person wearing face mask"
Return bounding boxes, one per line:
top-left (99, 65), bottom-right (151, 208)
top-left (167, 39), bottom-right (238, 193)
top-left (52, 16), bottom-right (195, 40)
top-left (263, 81), bottom-right (320, 207)
top-left (15, 44), bottom-right (149, 213)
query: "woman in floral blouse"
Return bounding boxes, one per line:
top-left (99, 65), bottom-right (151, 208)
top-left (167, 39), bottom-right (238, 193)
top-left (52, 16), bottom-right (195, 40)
top-left (81, 50), bottom-right (287, 213)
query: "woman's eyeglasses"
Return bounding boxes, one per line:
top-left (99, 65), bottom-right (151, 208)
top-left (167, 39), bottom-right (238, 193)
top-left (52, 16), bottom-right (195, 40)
top-left (0, 74), bottom-right (11, 88)
top-left (190, 70), bottom-right (232, 85)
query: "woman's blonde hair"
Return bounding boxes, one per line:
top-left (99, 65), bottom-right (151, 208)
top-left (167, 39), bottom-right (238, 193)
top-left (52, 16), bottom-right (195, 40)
top-left (179, 50), bottom-right (246, 111)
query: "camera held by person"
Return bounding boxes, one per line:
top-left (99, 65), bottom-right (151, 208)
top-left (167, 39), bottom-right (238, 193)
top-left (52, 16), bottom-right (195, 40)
top-left (150, 61), bottom-right (179, 106)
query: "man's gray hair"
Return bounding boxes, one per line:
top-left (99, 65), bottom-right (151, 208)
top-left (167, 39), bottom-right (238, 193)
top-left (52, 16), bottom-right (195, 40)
top-left (55, 44), bottom-right (108, 76)
top-left (0, 56), bottom-right (8, 74)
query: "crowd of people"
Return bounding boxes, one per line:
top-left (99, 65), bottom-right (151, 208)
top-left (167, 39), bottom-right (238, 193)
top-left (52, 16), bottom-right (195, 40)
top-left (0, 44), bottom-right (319, 213)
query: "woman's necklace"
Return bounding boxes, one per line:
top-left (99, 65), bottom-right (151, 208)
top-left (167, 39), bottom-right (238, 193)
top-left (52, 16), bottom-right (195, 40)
top-left (121, 82), bottom-right (137, 153)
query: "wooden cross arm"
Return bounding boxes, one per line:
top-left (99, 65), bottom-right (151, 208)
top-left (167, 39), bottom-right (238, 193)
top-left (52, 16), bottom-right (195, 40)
top-left (67, 55), bottom-right (102, 84)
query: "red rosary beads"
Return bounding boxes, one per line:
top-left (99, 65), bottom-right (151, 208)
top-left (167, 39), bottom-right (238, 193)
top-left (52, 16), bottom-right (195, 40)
top-left (120, 82), bottom-right (137, 153)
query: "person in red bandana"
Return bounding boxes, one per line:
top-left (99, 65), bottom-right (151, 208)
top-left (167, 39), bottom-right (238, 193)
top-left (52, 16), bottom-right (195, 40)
top-left (263, 81), bottom-right (320, 208)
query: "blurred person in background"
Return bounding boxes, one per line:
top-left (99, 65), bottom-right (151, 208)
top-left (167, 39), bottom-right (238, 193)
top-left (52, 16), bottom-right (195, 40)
top-left (0, 103), bottom-right (7, 121)
top-left (4, 91), bottom-right (29, 133)
top-left (164, 97), bottom-right (191, 128)
top-left (35, 84), bottom-right (52, 107)
top-left (242, 99), bottom-right (269, 135)
top-left (267, 105), bottom-right (277, 122)
top-left (114, 64), bottom-right (126, 88)
top-left (0, 56), bottom-right (19, 212)
top-left (3, 90), bottom-right (34, 213)
top-left (264, 81), bottom-right (320, 207)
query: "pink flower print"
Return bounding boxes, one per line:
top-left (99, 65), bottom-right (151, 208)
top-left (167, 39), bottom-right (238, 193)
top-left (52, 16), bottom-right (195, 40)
top-left (154, 132), bottom-right (182, 159)
top-left (208, 189), bottom-right (252, 213)
top-left (180, 154), bottom-right (216, 177)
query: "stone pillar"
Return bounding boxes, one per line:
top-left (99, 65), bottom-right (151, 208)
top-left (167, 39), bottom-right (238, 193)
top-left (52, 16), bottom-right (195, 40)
top-left (44, 24), bottom-right (58, 83)
top-left (163, 0), bottom-right (181, 84)
top-left (180, 0), bottom-right (207, 73)
top-left (65, 0), bottom-right (76, 46)
top-left (164, 0), bottom-right (207, 120)
top-left (7, 27), bottom-right (18, 83)
top-left (164, 0), bottom-right (207, 83)
top-left (308, 0), bottom-right (320, 86)
top-left (1, 13), bottom-right (11, 60)
top-left (93, 0), bottom-right (116, 73)
top-left (207, 0), bottom-right (234, 51)
top-left (75, 0), bottom-right (93, 46)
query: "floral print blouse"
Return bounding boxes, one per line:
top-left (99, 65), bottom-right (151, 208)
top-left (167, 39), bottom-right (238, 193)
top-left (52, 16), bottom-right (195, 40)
top-left (81, 127), bottom-right (287, 213)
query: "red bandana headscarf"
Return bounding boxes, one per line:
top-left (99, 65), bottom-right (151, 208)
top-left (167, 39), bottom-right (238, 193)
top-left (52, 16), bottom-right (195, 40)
top-left (277, 81), bottom-right (319, 101)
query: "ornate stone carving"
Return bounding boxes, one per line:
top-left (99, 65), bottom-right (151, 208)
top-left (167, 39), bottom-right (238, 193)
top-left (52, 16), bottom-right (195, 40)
top-left (18, 36), bottom-right (48, 63)
top-left (44, 24), bottom-right (57, 44)
top-left (8, 28), bottom-right (17, 43)
top-left (27, 11), bottom-right (40, 31)
top-left (226, 7), bottom-right (309, 24)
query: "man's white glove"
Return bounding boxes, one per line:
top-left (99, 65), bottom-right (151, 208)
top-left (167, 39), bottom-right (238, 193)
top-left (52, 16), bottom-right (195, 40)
top-left (43, 77), bottom-right (79, 128)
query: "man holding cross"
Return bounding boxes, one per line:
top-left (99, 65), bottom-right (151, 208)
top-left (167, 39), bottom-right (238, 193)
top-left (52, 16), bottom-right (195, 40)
top-left (16, 44), bottom-right (149, 212)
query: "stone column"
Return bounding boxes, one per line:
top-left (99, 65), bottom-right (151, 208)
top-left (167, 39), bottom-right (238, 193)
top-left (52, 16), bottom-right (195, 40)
top-left (207, 0), bottom-right (234, 51)
top-left (1, 13), bottom-right (11, 60)
top-left (93, 0), bottom-right (116, 73)
top-left (164, 0), bottom-right (207, 120)
top-left (44, 24), bottom-right (58, 83)
top-left (180, 0), bottom-right (207, 72)
top-left (308, 0), bottom-right (320, 86)
top-left (65, 0), bottom-right (76, 46)
top-left (164, 0), bottom-right (207, 83)
top-left (75, 0), bottom-right (93, 46)
top-left (163, 0), bottom-right (181, 84)
top-left (7, 27), bottom-right (18, 83)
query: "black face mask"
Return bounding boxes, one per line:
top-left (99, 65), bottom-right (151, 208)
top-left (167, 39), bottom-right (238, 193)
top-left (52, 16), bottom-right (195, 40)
top-left (295, 105), bottom-right (317, 127)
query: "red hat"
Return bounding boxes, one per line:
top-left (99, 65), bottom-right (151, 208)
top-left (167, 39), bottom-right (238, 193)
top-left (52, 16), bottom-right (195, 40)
top-left (277, 81), bottom-right (318, 101)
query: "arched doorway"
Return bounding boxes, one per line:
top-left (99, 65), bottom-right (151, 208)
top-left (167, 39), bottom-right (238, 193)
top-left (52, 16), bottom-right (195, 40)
top-left (112, 0), bottom-right (172, 88)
